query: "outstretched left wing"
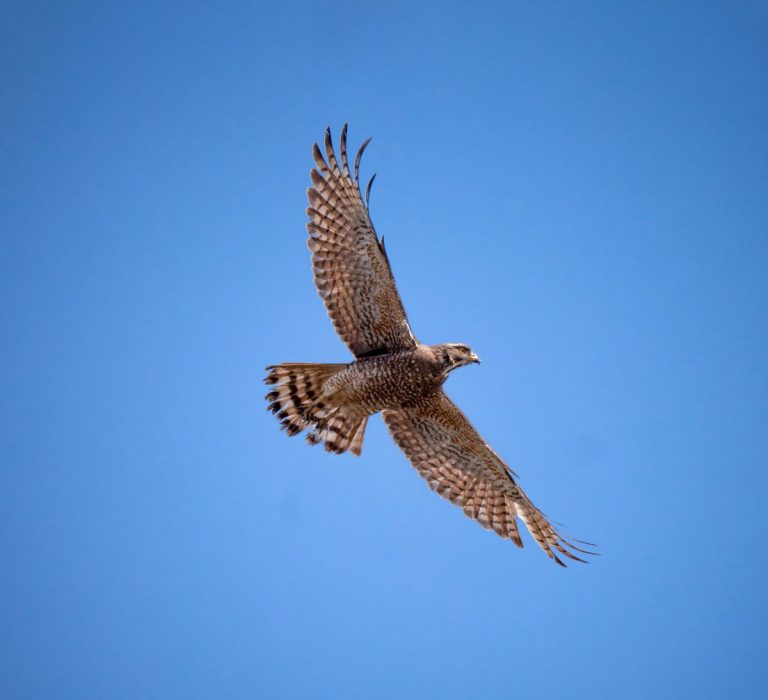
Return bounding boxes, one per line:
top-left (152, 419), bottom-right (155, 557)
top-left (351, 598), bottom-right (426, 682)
top-left (382, 392), bottom-right (594, 566)
top-left (306, 125), bottom-right (416, 358)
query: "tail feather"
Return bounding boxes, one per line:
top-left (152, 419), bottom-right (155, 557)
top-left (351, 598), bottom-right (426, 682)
top-left (264, 363), bottom-right (369, 455)
top-left (348, 416), bottom-right (368, 456)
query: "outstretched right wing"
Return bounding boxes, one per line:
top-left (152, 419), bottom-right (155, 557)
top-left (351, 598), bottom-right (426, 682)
top-left (383, 391), bottom-right (595, 566)
top-left (306, 125), bottom-right (417, 358)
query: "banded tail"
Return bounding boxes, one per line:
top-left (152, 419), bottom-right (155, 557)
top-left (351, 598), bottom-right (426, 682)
top-left (264, 362), bottom-right (369, 456)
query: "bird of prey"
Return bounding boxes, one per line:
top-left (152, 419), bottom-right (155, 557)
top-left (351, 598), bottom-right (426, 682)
top-left (265, 125), bottom-right (594, 566)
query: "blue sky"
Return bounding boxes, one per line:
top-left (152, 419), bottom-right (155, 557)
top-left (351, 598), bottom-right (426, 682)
top-left (2, 1), bottom-right (767, 698)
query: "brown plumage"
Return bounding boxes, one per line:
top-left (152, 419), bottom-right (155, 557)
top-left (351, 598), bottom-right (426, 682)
top-left (265, 125), bottom-right (595, 566)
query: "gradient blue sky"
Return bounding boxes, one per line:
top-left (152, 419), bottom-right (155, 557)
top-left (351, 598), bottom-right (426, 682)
top-left (2, 2), bottom-right (767, 698)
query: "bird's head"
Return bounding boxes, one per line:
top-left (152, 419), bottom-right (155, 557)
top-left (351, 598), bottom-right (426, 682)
top-left (437, 343), bottom-right (481, 374)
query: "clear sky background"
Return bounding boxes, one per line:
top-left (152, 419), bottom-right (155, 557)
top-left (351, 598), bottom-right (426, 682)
top-left (2, 1), bottom-right (767, 698)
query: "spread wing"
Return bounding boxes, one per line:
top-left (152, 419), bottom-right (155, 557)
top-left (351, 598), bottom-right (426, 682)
top-left (306, 125), bottom-right (417, 358)
top-left (382, 392), bottom-right (595, 566)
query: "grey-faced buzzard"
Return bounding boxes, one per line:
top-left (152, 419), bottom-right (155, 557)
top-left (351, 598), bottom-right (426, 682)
top-left (266, 126), bottom-right (594, 566)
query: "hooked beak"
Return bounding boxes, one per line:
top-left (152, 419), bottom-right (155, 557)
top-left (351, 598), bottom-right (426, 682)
top-left (469, 352), bottom-right (481, 364)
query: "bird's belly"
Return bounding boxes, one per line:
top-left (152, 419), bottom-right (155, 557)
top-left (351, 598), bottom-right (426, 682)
top-left (326, 356), bottom-right (440, 414)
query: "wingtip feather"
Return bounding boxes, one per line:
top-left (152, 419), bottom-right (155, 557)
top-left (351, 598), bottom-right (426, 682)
top-left (365, 173), bottom-right (376, 208)
top-left (354, 137), bottom-right (372, 185)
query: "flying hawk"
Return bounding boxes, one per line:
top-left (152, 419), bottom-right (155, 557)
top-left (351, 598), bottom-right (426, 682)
top-left (265, 125), bottom-right (594, 566)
